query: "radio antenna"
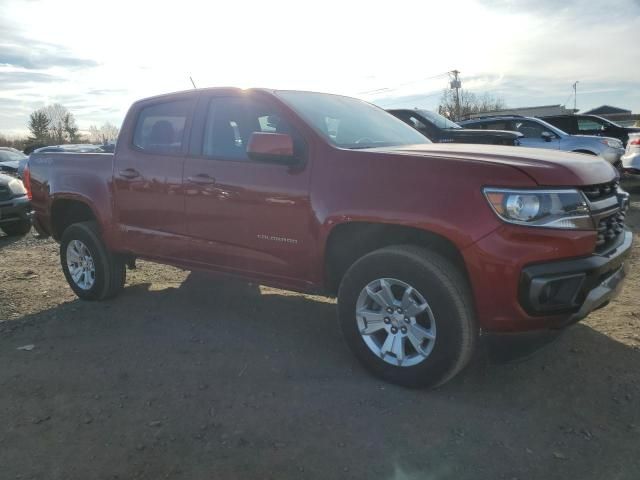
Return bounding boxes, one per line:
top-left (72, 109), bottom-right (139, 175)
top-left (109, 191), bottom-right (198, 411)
top-left (189, 76), bottom-right (197, 89)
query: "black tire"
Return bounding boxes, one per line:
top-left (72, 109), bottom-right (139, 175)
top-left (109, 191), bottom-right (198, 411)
top-left (60, 221), bottom-right (125, 300)
top-left (338, 245), bottom-right (476, 388)
top-left (2, 220), bottom-right (32, 237)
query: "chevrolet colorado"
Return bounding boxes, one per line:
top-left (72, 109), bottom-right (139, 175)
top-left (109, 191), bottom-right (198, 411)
top-left (27, 88), bottom-right (633, 387)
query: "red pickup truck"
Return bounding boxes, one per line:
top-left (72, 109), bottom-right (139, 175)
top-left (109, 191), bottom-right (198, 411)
top-left (27, 88), bottom-right (632, 387)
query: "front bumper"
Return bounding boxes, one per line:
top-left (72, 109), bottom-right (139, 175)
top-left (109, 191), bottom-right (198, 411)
top-left (622, 151), bottom-right (640, 173)
top-left (0, 194), bottom-right (33, 225)
top-left (519, 230), bottom-right (632, 327)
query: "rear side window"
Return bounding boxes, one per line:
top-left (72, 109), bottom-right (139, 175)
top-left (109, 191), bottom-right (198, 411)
top-left (475, 121), bottom-right (510, 130)
top-left (578, 117), bottom-right (604, 132)
top-left (133, 100), bottom-right (190, 154)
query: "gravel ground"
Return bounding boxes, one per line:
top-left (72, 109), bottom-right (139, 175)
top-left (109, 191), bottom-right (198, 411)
top-left (0, 178), bottom-right (639, 480)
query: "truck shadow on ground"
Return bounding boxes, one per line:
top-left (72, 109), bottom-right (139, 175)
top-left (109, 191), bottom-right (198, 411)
top-left (1, 271), bottom-right (639, 479)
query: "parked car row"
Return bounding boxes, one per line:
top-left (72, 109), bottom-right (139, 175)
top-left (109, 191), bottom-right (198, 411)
top-left (389, 109), bottom-right (630, 171)
top-left (459, 115), bottom-right (625, 166)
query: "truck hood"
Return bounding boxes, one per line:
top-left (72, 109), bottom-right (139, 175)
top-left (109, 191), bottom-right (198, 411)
top-left (370, 143), bottom-right (617, 186)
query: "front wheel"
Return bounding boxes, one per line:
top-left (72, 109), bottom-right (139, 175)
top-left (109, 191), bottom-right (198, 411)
top-left (338, 245), bottom-right (476, 388)
top-left (60, 221), bottom-right (126, 300)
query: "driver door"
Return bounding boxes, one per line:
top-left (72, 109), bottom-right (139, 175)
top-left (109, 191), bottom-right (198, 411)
top-left (182, 93), bottom-right (315, 284)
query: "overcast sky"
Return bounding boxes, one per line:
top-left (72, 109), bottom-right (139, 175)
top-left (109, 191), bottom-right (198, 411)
top-left (1, 0), bottom-right (639, 135)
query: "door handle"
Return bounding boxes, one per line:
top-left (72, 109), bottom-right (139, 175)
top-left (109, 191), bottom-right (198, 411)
top-left (187, 173), bottom-right (216, 185)
top-left (118, 168), bottom-right (140, 179)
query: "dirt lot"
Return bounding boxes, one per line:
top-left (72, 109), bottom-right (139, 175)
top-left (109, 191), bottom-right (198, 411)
top-left (1, 179), bottom-right (639, 480)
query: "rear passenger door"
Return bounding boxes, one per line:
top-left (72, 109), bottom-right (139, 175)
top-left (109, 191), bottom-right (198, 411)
top-left (113, 96), bottom-right (195, 258)
top-left (182, 93), bottom-right (314, 286)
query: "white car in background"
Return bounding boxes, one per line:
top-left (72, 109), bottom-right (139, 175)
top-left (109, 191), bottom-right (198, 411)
top-left (622, 132), bottom-right (640, 174)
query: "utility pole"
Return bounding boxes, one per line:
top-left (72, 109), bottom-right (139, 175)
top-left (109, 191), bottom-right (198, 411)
top-left (573, 81), bottom-right (579, 112)
top-left (450, 70), bottom-right (462, 121)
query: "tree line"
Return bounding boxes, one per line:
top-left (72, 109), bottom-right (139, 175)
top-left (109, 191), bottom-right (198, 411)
top-left (0, 105), bottom-right (120, 153)
top-left (438, 89), bottom-right (506, 120)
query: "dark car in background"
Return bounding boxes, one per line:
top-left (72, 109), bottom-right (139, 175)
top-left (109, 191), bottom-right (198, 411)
top-left (540, 114), bottom-right (640, 146)
top-left (388, 108), bottom-right (522, 146)
top-left (0, 172), bottom-right (32, 236)
top-left (0, 147), bottom-right (28, 178)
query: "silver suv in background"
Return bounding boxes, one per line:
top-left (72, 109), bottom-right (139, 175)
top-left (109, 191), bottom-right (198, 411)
top-left (459, 115), bottom-right (625, 166)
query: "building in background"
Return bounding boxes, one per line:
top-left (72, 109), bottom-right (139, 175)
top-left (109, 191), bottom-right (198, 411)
top-left (583, 105), bottom-right (638, 127)
top-left (465, 104), bottom-right (575, 119)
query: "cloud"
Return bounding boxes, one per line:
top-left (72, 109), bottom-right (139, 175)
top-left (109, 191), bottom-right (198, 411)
top-left (0, 20), bottom-right (98, 70)
top-left (0, 70), bottom-right (60, 87)
top-left (0, 37), bottom-right (98, 70)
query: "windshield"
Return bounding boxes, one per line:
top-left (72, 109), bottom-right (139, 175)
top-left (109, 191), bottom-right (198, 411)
top-left (276, 91), bottom-right (430, 149)
top-left (0, 150), bottom-right (26, 162)
top-left (416, 110), bottom-right (461, 129)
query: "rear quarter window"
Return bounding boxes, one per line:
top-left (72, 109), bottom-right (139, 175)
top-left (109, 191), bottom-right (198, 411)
top-left (133, 100), bottom-right (191, 154)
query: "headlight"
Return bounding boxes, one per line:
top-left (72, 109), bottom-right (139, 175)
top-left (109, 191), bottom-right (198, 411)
top-left (7, 178), bottom-right (27, 196)
top-left (601, 138), bottom-right (623, 148)
top-left (483, 188), bottom-right (592, 229)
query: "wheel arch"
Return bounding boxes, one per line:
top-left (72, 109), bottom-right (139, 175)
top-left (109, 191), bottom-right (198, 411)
top-left (323, 221), bottom-right (470, 295)
top-left (50, 196), bottom-right (99, 241)
top-left (572, 149), bottom-right (598, 155)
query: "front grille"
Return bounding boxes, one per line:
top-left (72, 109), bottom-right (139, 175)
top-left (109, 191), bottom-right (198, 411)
top-left (581, 180), bottom-right (618, 202)
top-left (582, 180), bottom-right (628, 253)
top-left (595, 211), bottom-right (626, 251)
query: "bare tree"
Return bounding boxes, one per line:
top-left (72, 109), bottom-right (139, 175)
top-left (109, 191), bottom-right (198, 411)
top-left (88, 122), bottom-right (120, 143)
top-left (438, 89), bottom-right (506, 120)
top-left (43, 104), bottom-right (69, 144)
top-left (63, 113), bottom-right (80, 143)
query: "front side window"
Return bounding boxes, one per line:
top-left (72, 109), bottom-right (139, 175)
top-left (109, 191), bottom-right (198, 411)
top-left (514, 120), bottom-right (552, 138)
top-left (276, 92), bottom-right (429, 149)
top-left (408, 115), bottom-right (428, 130)
top-left (133, 100), bottom-right (190, 154)
top-left (416, 110), bottom-right (461, 129)
top-left (202, 97), bottom-right (296, 160)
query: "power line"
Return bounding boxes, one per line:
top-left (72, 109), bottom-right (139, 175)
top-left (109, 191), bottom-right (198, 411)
top-left (358, 72), bottom-right (450, 95)
top-left (374, 91), bottom-right (444, 109)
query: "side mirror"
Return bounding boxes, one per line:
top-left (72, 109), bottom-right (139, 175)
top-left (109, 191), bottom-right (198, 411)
top-left (541, 131), bottom-right (554, 142)
top-left (247, 132), bottom-right (296, 165)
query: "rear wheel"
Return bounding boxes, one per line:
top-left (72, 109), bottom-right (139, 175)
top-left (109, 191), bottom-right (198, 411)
top-left (60, 221), bottom-right (125, 300)
top-left (338, 245), bottom-right (476, 388)
top-left (1, 220), bottom-right (31, 237)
